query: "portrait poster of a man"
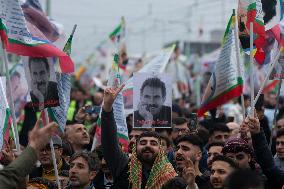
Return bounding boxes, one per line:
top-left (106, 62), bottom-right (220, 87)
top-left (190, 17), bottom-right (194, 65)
top-left (133, 73), bottom-right (172, 128)
top-left (25, 57), bottom-right (59, 110)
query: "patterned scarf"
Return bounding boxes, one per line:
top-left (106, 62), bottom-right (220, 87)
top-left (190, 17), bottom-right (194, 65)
top-left (42, 158), bottom-right (63, 180)
top-left (129, 145), bottom-right (177, 189)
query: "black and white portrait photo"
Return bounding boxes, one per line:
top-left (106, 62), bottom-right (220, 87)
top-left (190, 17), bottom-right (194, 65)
top-left (25, 57), bottom-right (59, 110)
top-left (133, 73), bottom-right (172, 128)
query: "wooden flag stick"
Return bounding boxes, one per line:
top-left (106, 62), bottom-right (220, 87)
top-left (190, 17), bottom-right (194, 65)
top-left (1, 43), bottom-right (20, 152)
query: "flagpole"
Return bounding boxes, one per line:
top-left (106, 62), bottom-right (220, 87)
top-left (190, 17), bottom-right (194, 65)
top-left (249, 22), bottom-right (254, 115)
top-left (249, 48), bottom-right (282, 117)
top-left (43, 109), bottom-right (61, 189)
top-left (233, 9), bottom-right (246, 119)
top-left (1, 43), bottom-right (20, 152)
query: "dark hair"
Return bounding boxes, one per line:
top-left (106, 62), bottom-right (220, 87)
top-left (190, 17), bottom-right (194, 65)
top-left (161, 177), bottom-right (187, 189)
top-left (196, 128), bottom-right (209, 145)
top-left (224, 169), bottom-right (264, 189)
top-left (155, 128), bottom-right (172, 135)
top-left (207, 142), bottom-right (225, 151)
top-left (95, 145), bottom-right (104, 160)
top-left (255, 94), bottom-right (264, 111)
top-left (70, 151), bottom-right (99, 172)
top-left (28, 57), bottom-right (49, 71)
top-left (276, 128), bottom-right (284, 138)
top-left (140, 77), bottom-right (166, 98)
top-left (262, 0), bottom-right (277, 24)
top-left (160, 135), bottom-right (172, 148)
top-left (175, 134), bottom-right (203, 151)
top-left (211, 155), bottom-right (238, 169)
top-left (136, 131), bottom-right (161, 144)
top-left (238, 94), bottom-right (249, 105)
top-left (209, 123), bottom-right (230, 136)
top-left (173, 117), bottom-right (188, 126)
top-left (62, 140), bottom-right (74, 157)
top-left (172, 104), bottom-right (183, 117)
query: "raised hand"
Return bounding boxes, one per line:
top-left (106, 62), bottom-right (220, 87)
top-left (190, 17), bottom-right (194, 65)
top-left (247, 109), bottom-right (261, 135)
top-left (28, 119), bottom-right (59, 152)
top-left (138, 102), bottom-right (153, 127)
top-left (182, 158), bottom-right (196, 188)
top-left (31, 81), bottom-right (44, 110)
top-left (75, 106), bottom-right (89, 122)
top-left (102, 83), bottom-right (125, 112)
top-left (1, 141), bottom-right (15, 165)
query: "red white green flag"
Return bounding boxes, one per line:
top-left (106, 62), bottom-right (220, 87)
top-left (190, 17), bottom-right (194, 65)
top-left (0, 78), bottom-right (11, 151)
top-left (109, 17), bottom-right (125, 43)
top-left (198, 14), bottom-right (243, 117)
top-left (238, 0), bottom-right (266, 65)
top-left (0, 0), bottom-right (74, 73)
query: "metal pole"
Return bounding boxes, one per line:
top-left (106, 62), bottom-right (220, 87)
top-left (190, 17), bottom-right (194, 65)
top-left (249, 22), bottom-right (254, 115)
top-left (248, 48), bottom-right (283, 117)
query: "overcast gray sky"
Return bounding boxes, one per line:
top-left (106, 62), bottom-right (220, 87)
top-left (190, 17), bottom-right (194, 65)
top-left (40, 0), bottom-right (237, 63)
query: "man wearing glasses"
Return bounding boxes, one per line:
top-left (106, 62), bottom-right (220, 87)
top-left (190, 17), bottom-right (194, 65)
top-left (29, 135), bottom-right (70, 181)
top-left (171, 117), bottom-right (190, 142)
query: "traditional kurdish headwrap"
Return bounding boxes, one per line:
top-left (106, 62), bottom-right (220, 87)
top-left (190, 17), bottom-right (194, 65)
top-left (222, 137), bottom-right (254, 156)
top-left (129, 144), bottom-right (177, 189)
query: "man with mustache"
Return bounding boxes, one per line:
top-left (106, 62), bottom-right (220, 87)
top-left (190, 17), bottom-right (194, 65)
top-left (101, 84), bottom-right (176, 188)
top-left (28, 57), bottom-right (59, 110)
top-left (174, 134), bottom-right (210, 189)
top-left (134, 77), bottom-right (171, 128)
top-left (67, 151), bottom-right (98, 189)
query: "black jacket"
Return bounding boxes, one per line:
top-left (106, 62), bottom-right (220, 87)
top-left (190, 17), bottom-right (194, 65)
top-left (101, 109), bottom-right (152, 189)
top-left (252, 130), bottom-right (284, 189)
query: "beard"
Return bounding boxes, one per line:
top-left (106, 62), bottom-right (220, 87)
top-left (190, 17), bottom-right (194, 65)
top-left (136, 146), bottom-right (158, 165)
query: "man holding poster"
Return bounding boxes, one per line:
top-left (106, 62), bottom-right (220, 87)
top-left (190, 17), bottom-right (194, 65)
top-left (134, 74), bottom-right (171, 128)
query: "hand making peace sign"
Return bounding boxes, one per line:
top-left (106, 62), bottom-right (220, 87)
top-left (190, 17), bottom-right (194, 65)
top-left (102, 83), bottom-right (125, 112)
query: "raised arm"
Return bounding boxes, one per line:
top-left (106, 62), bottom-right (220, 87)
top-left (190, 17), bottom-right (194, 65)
top-left (243, 114), bottom-right (284, 188)
top-left (101, 84), bottom-right (129, 178)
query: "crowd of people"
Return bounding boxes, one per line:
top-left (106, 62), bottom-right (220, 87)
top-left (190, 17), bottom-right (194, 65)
top-left (1, 71), bottom-right (284, 189)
